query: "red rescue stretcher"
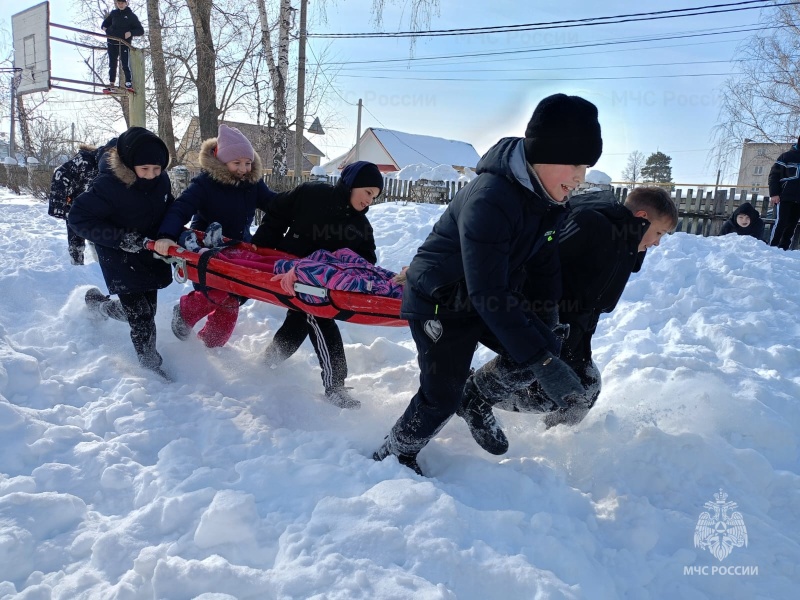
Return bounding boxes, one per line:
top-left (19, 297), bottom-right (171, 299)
top-left (146, 236), bottom-right (406, 327)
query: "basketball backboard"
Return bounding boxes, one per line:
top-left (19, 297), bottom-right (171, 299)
top-left (12, 2), bottom-right (51, 96)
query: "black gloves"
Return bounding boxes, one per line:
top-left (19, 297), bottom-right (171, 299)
top-left (529, 350), bottom-right (585, 408)
top-left (119, 232), bottom-right (146, 253)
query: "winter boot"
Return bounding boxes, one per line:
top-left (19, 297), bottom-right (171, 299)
top-left (146, 364), bottom-right (173, 382)
top-left (263, 343), bottom-right (287, 370)
top-left (171, 303), bottom-right (192, 341)
top-left (85, 287), bottom-right (110, 320)
top-left (324, 386), bottom-right (361, 410)
top-left (373, 438), bottom-right (423, 476)
top-left (457, 377), bottom-right (509, 455)
top-left (85, 287), bottom-right (128, 322)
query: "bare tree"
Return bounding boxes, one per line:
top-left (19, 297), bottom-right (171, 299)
top-left (621, 150), bottom-right (646, 189)
top-left (186, 0), bottom-right (219, 139)
top-left (713, 2), bottom-right (800, 160)
top-left (370, 0), bottom-right (441, 53)
top-left (146, 0), bottom-right (178, 164)
top-left (257, 0), bottom-right (292, 175)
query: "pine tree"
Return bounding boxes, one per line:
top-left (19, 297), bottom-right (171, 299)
top-left (641, 151), bottom-right (674, 188)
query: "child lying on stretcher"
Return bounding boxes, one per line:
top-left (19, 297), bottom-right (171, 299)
top-left (271, 248), bottom-right (404, 303)
top-left (176, 225), bottom-right (405, 302)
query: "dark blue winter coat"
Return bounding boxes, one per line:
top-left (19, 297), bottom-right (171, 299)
top-left (157, 137), bottom-right (276, 242)
top-left (400, 137), bottom-right (569, 365)
top-left (68, 148), bottom-right (173, 295)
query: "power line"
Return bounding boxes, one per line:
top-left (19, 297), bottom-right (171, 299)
top-left (337, 72), bottom-right (739, 82)
top-left (311, 25), bottom-right (768, 67)
top-left (336, 57), bottom-right (765, 74)
top-left (309, 0), bottom-right (780, 39)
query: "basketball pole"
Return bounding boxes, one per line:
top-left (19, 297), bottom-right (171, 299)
top-left (129, 48), bottom-right (145, 128)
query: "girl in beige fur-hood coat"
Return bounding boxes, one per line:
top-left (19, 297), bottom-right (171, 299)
top-left (155, 126), bottom-right (277, 348)
top-left (157, 134), bottom-right (276, 243)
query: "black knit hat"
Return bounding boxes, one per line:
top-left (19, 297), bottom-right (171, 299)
top-left (116, 127), bottom-right (169, 170)
top-left (523, 93), bottom-right (603, 167)
top-left (344, 161), bottom-right (384, 194)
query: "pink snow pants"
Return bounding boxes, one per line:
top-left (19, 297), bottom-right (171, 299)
top-left (179, 289), bottom-right (240, 348)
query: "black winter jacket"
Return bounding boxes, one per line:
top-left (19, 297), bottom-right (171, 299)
top-left (401, 137), bottom-right (569, 365)
top-left (48, 139), bottom-right (116, 219)
top-left (768, 144), bottom-right (800, 203)
top-left (158, 137), bottom-right (276, 242)
top-left (101, 7), bottom-right (144, 40)
top-left (528, 190), bottom-right (648, 365)
top-left (719, 201), bottom-right (765, 239)
top-left (68, 148), bottom-right (173, 295)
top-left (251, 164), bottom-right (377, 263)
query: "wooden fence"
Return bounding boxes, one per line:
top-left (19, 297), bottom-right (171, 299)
top-left (611, 185), bottom-right (800, 247)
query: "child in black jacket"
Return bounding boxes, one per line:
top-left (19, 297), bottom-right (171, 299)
top-left (68, 127), bottom-right (174, 379)
top-left (251, 161), bottom-right (383, 409)
top-left (460, 187), bottom-right (678, 455)
top-left (373, 94), bottom-right (603, 475)
top-left (719, 202), bottom-right (765, 240)
top-left (768, 137), bottom-right (800, 250)
top-left (101, 0), bottom-right (144, 89)
top-left (48, 138), bottom-right (117, 264)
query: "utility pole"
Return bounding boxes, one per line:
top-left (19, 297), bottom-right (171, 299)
top-left (355, 98), bottom-right (362, 162)
top-left (9, 72), bottom-right (17, 159)
top-left (293, 0), bottom-right (308, 177)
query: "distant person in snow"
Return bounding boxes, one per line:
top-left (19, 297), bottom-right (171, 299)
top-left (68, 127), bottom-right (174, 380)
top-left (458, 187), bottom-right (678, 457)
top-left (101, 0), bottom-right (144, 90)
top-left (251, 161), bottom-right (384, 410)
top-left (719, 202), bottom-right (765, 240)
top-left (48, 138), bottom-right (117, 265)
top-left (768, 137), bottom-right (800, 250)
top-left (372, 93), bottom-right (603, 475)
top-left (153, 124), bottom-right (276, 348)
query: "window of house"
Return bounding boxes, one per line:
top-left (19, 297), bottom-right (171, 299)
top-left (756, 148), bottom-right (767, 157)
top-left (753, 166), bottom-right (764, 175)
top-left (751, 181), bottom-right (760, 192)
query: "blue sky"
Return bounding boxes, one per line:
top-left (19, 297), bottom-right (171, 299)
top-left (4, 0), bottom-right (768, 183)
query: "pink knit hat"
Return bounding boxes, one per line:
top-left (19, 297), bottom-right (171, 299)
top-left (216, 124), bottom-right (255, 163)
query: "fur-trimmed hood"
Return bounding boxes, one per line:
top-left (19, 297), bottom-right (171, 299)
top-left (106, 147), bottom-right (138, 187)
top-left (199, 137), bottom-right (264, 186)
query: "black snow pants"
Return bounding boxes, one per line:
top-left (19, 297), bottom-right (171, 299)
top-left (107, 40), bottom-right (132, 85)
top-left (266, 309), bottom-right (347, 392)
top-left (769, 200), bottom-right (800, 250)
top-left (103, 290), bottom-right (161, 368)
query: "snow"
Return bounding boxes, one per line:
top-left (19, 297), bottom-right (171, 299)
top-left (1, 186), bottom-right (799, 599)
top-left (585, 170), bottom-right (612, 186)
top-left (371, 128), bottom-right (480, 170)
top-left (390, 163), bottom-right (462, 182)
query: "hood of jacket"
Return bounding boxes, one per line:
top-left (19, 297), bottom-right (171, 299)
top-left (334, 161), bottom-right (381, 214)
top-left (732, 201), bottom-right (760, 220)
top-left (476, 137), bottom-right (563, 205)
top-left (198, 137), bottom-right (264, 186)
top-left (105, 147), bottom-right (137, 187)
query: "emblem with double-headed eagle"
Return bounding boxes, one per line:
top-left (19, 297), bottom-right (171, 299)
top-left (694, 488), bottom-right (748, 561)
